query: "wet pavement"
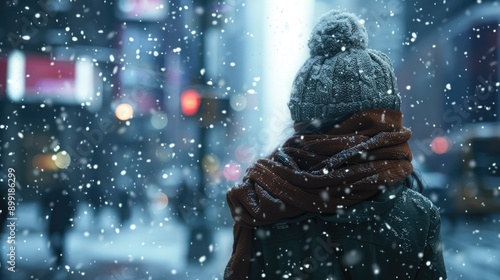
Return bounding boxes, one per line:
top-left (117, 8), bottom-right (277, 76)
top-left (1, 204), bottom-right (499, 279)
top-left (441, 214), bottom-right (500, 280)
top-left (0, 203), bottom-right (232, 280)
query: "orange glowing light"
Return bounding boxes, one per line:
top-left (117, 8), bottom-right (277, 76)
top-left (180, 89), bottom-right (201, 116)
top-left (32, 154), bottom-right (58, 171)
top-left (115, 103), bottom-right (134, 121)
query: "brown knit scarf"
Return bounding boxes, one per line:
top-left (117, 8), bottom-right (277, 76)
top-left (224, 109), bottom-right (413, 279)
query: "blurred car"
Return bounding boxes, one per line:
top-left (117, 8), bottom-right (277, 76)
top-left (454, 131), bottom-right (500, 214)
top-left (428, 123), bottom-right (500, 215)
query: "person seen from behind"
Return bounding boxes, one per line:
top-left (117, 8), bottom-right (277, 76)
top-left (224, 10), bottom-right (447, 280)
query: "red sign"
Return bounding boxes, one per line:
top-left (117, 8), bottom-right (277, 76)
top-left (25, 55), bottom-right (76, 98)
top-left (5, 52), bottom-right (100, 109)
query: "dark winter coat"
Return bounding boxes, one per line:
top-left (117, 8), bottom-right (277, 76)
top-left (248, 182), bottom-right (447, 279)
top-left (224, 110), bottom-right (446, 279)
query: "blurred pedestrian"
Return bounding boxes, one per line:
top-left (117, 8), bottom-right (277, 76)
top-left (224, 10), bottom-right (447, 279)
top-left (41, 174), bottom-right (77, 268)
top-left (87, 183), bottom-right (104, 220)
top-left (115, 189), bottom-right (132, 227)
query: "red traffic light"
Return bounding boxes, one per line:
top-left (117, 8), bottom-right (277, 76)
top-left (180, 89), bottom-right (201, 116)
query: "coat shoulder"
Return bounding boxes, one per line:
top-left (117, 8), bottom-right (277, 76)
top-left (395, 187), bottom-right (440, 217)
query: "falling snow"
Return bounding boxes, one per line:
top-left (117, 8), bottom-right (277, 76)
top-left (0, 1), bottom-right (498, 279)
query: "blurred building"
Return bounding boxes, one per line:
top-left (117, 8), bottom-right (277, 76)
top-left (397, 1), bottom-right (500, 161)
top-left (0, 0), bottom-right (255, 219)
top-left (1, 0), bottom-right (500, 278)
top-left (396, 0), bottom-right (500, 214)
top-left (2, 0), bottom-right (498, 207)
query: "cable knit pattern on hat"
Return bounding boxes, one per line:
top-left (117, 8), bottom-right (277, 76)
top-left (288, 10), bottom-right (401, 122)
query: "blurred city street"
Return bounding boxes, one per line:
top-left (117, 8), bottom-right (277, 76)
top-left (1, 203), bottom-right (232, 280)
top-left (0, 204), bottom-right (499, 279)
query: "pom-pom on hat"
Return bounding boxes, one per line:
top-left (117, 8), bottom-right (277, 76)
top-left (288, 10), bottom-right (401, 122)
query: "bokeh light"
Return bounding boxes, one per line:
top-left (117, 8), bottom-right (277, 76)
top-left (431, 136), bottom-right (451, 154)
top-left (235, 145), bottom-right (256, 163)
top-left (53, 151), bottom-right (71, 169)
top-left (202, 154), bottom-right (220, 174)
top-left (115, 103), bottom-right (134, 121)
top-left (229, 94), bottom-right (247, 112)
top-left (153, 192), bottom-right (169, 210)
top-left (223, 162), bottom-right (242, 181)
top-left (32, 154), bottom-right (58, 171)
top-left (151, 111), bottom-right (168, 129)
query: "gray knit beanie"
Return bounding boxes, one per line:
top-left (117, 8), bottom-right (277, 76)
top-left (288, 10), bottom-right (401, 122)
